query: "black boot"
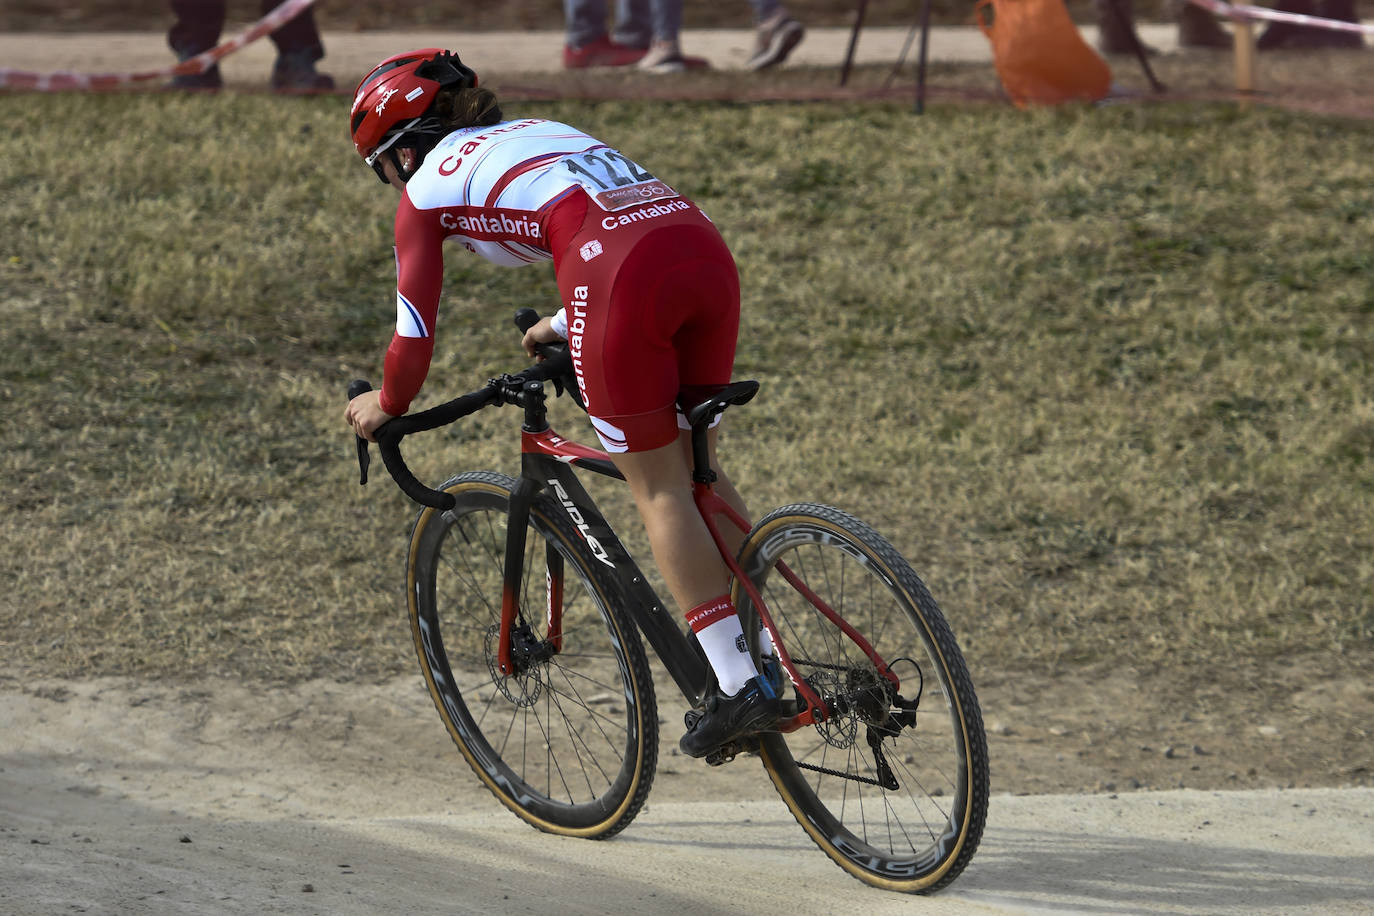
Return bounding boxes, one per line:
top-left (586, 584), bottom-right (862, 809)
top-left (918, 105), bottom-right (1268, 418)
top-left (1258, 0), bottom-right (1331, 49)
top-left (169, 50), bottom-right (222, 91)
top-left (1317, 0), bottom-right (1365, 48)
top-left (271, 48), bottom-right (334, 93)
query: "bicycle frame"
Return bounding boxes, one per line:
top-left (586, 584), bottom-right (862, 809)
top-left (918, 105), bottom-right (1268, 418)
top-left (508, 400), bottom-right (898, 733)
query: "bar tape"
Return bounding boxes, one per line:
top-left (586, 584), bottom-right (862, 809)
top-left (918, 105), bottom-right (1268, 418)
top-left (1186, 0), bottom-right (1374, 35)
top-left (0, 0), bottom-right (318, 90)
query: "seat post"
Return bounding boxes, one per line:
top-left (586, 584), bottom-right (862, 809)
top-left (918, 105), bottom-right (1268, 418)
top-left (690, 422), bottom-right (717, 485)
top-left (680, 380), bottom-right (759, 485)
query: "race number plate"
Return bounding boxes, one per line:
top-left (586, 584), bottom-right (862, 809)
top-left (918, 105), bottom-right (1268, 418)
top-left (560, 149), bottom-right (679, 212)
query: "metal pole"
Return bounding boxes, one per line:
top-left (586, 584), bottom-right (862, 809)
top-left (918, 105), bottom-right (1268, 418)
top-left (841, 0), bottom-right (870, 86)
top-left (915, 0), bottom-right (933, 113)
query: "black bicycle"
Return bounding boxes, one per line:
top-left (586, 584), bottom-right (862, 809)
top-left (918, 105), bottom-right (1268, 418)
top-left (347, 309), bottom-right (989, 892)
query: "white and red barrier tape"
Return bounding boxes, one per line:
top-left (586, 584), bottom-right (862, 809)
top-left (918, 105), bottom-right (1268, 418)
top-left (0, 0), bottom-right (1366, 92)
top-left (0, 0), bottom-right (317, 90)
top-left (1186, 0), bottom-right (1374, 35)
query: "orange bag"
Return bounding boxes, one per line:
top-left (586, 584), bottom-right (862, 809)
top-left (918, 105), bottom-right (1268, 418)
top-left (974, 0), bottom-right (1112, 107)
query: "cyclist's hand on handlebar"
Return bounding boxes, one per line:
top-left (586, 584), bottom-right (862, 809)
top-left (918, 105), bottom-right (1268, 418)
top-left (521, 315), bottom-right (564, 359)
top-left (344, 389), bottom-right (396, 443)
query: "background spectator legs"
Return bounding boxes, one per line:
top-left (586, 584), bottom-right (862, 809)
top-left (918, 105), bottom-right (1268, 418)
top-left (167, 0), bottom-right (332, 91)
top-left (563, 0), bottom-right (651, 67)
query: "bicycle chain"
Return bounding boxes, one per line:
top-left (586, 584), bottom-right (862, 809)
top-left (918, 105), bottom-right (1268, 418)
top-left (792, 655), bottom-right (854, 674)
top-left (793, 759), bottom-right (891, 788)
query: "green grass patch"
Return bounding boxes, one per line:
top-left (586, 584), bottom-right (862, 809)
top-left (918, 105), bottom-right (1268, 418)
top-left (1, 91), bottom-right (1371, 687)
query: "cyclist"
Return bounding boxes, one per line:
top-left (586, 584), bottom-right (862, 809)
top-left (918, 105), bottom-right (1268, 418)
top-left (342, 48), bottom-right (779, 758)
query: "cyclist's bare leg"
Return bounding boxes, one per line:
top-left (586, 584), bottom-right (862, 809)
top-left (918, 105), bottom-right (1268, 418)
top-left (681, 428), bottom-right (777, 659)
top-left (614, 431), bottom-right (732, 612)
top-left (615, 428), bottom-right (769, 707)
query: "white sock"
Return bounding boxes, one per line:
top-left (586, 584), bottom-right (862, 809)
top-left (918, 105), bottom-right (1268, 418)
top-left (686, 596), bottom-right (760, 696)
top-left (757, 620), bottom-right (777, 660)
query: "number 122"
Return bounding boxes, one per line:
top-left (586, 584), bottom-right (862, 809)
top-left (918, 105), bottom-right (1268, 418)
top-left (565, 152), bottom-right (654, 189)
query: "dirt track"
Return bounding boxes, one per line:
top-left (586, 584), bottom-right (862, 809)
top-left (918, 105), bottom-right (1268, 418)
top-left (0, 24), bottom-right (1192, 88)
top-left (0, 26), bottom-right (1002, 84)
top-left (4, 677), bottom-right (1373, 915)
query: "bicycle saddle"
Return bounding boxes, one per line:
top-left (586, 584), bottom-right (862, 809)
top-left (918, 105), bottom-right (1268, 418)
top-left (678, 380), bottom-right (760, 429)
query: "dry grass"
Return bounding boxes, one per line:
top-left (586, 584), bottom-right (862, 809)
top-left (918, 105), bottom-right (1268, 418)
top-left (1, 88), bottom-right (1370, 697)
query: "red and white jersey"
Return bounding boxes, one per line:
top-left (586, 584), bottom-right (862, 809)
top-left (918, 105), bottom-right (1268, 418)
top-left (378, 118), bottom-right (681, 417)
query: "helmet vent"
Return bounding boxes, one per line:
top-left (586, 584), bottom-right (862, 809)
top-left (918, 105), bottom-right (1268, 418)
top-left (357, 56), bottom-right (423, 94)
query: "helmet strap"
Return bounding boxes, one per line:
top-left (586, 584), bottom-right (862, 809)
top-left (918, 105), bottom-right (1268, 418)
top-left (368, 118), bottom-right (448, 185)
top-left (371, 152), bottom-right (393, 184)
top-left (371, 148), bottom-right (415, 185)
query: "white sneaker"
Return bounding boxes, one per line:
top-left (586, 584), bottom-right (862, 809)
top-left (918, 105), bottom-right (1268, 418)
top-left (636, 45), bottom-right (710, 74)
top-left (747, 14), bottom-right (805, 70)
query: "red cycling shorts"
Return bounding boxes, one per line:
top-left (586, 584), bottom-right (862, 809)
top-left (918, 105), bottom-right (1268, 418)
top-left (545, 189), bottom-right (740, 453)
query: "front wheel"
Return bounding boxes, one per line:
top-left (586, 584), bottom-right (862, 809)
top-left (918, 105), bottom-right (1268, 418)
top-left (407, 471), bottom-right (657, 839)
top-left (733, 503), bottom-right (988, 892)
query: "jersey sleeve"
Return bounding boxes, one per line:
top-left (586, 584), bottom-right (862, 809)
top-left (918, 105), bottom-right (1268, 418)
top-left (378, 193), bottom-right (446, 417)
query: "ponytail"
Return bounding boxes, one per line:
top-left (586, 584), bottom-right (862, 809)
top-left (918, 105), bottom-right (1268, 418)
top-left (433, 87), bottom-right (503, 130)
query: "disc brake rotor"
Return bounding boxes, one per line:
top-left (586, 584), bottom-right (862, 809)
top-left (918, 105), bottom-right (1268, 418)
top-left (484, 623), bottom-right (544, 707)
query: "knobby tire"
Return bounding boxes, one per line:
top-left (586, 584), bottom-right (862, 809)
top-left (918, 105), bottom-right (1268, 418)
top-left (734, 503), bottom-right (989, 892)
top-left (407, 471), bottom-right (657, 839)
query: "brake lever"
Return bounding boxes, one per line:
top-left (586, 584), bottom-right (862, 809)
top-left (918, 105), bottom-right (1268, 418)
top-left (347, 379), bottom-right (373, 486)
top-left (513, 307), bottom-right (582, 409)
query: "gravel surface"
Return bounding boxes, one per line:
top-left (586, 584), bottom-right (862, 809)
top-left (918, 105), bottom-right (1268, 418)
top-left (3, 677), bottom-right (1371, 914)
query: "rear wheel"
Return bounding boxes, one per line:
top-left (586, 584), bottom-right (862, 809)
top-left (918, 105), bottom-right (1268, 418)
top-left (734, 503), bottom-right (988, 892)
top-left (407, 471), bottom-right (657, 839)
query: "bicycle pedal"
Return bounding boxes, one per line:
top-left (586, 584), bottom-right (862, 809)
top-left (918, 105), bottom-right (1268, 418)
top-left (704, 746), bottom-right (736, 766)
top-left (703, 735), bottom-right (759, 767)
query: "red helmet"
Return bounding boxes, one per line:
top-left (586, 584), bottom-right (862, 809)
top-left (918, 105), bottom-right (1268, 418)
top-left (350, 49), bottom-right (478, 181)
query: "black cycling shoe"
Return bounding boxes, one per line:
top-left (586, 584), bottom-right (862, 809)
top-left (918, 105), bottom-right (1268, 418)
top-left (680, 675), bottom-right (780, 758)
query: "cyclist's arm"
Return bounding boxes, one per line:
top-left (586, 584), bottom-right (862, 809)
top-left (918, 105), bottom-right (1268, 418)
top-left (378, 195), bottom-right (446, 417)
